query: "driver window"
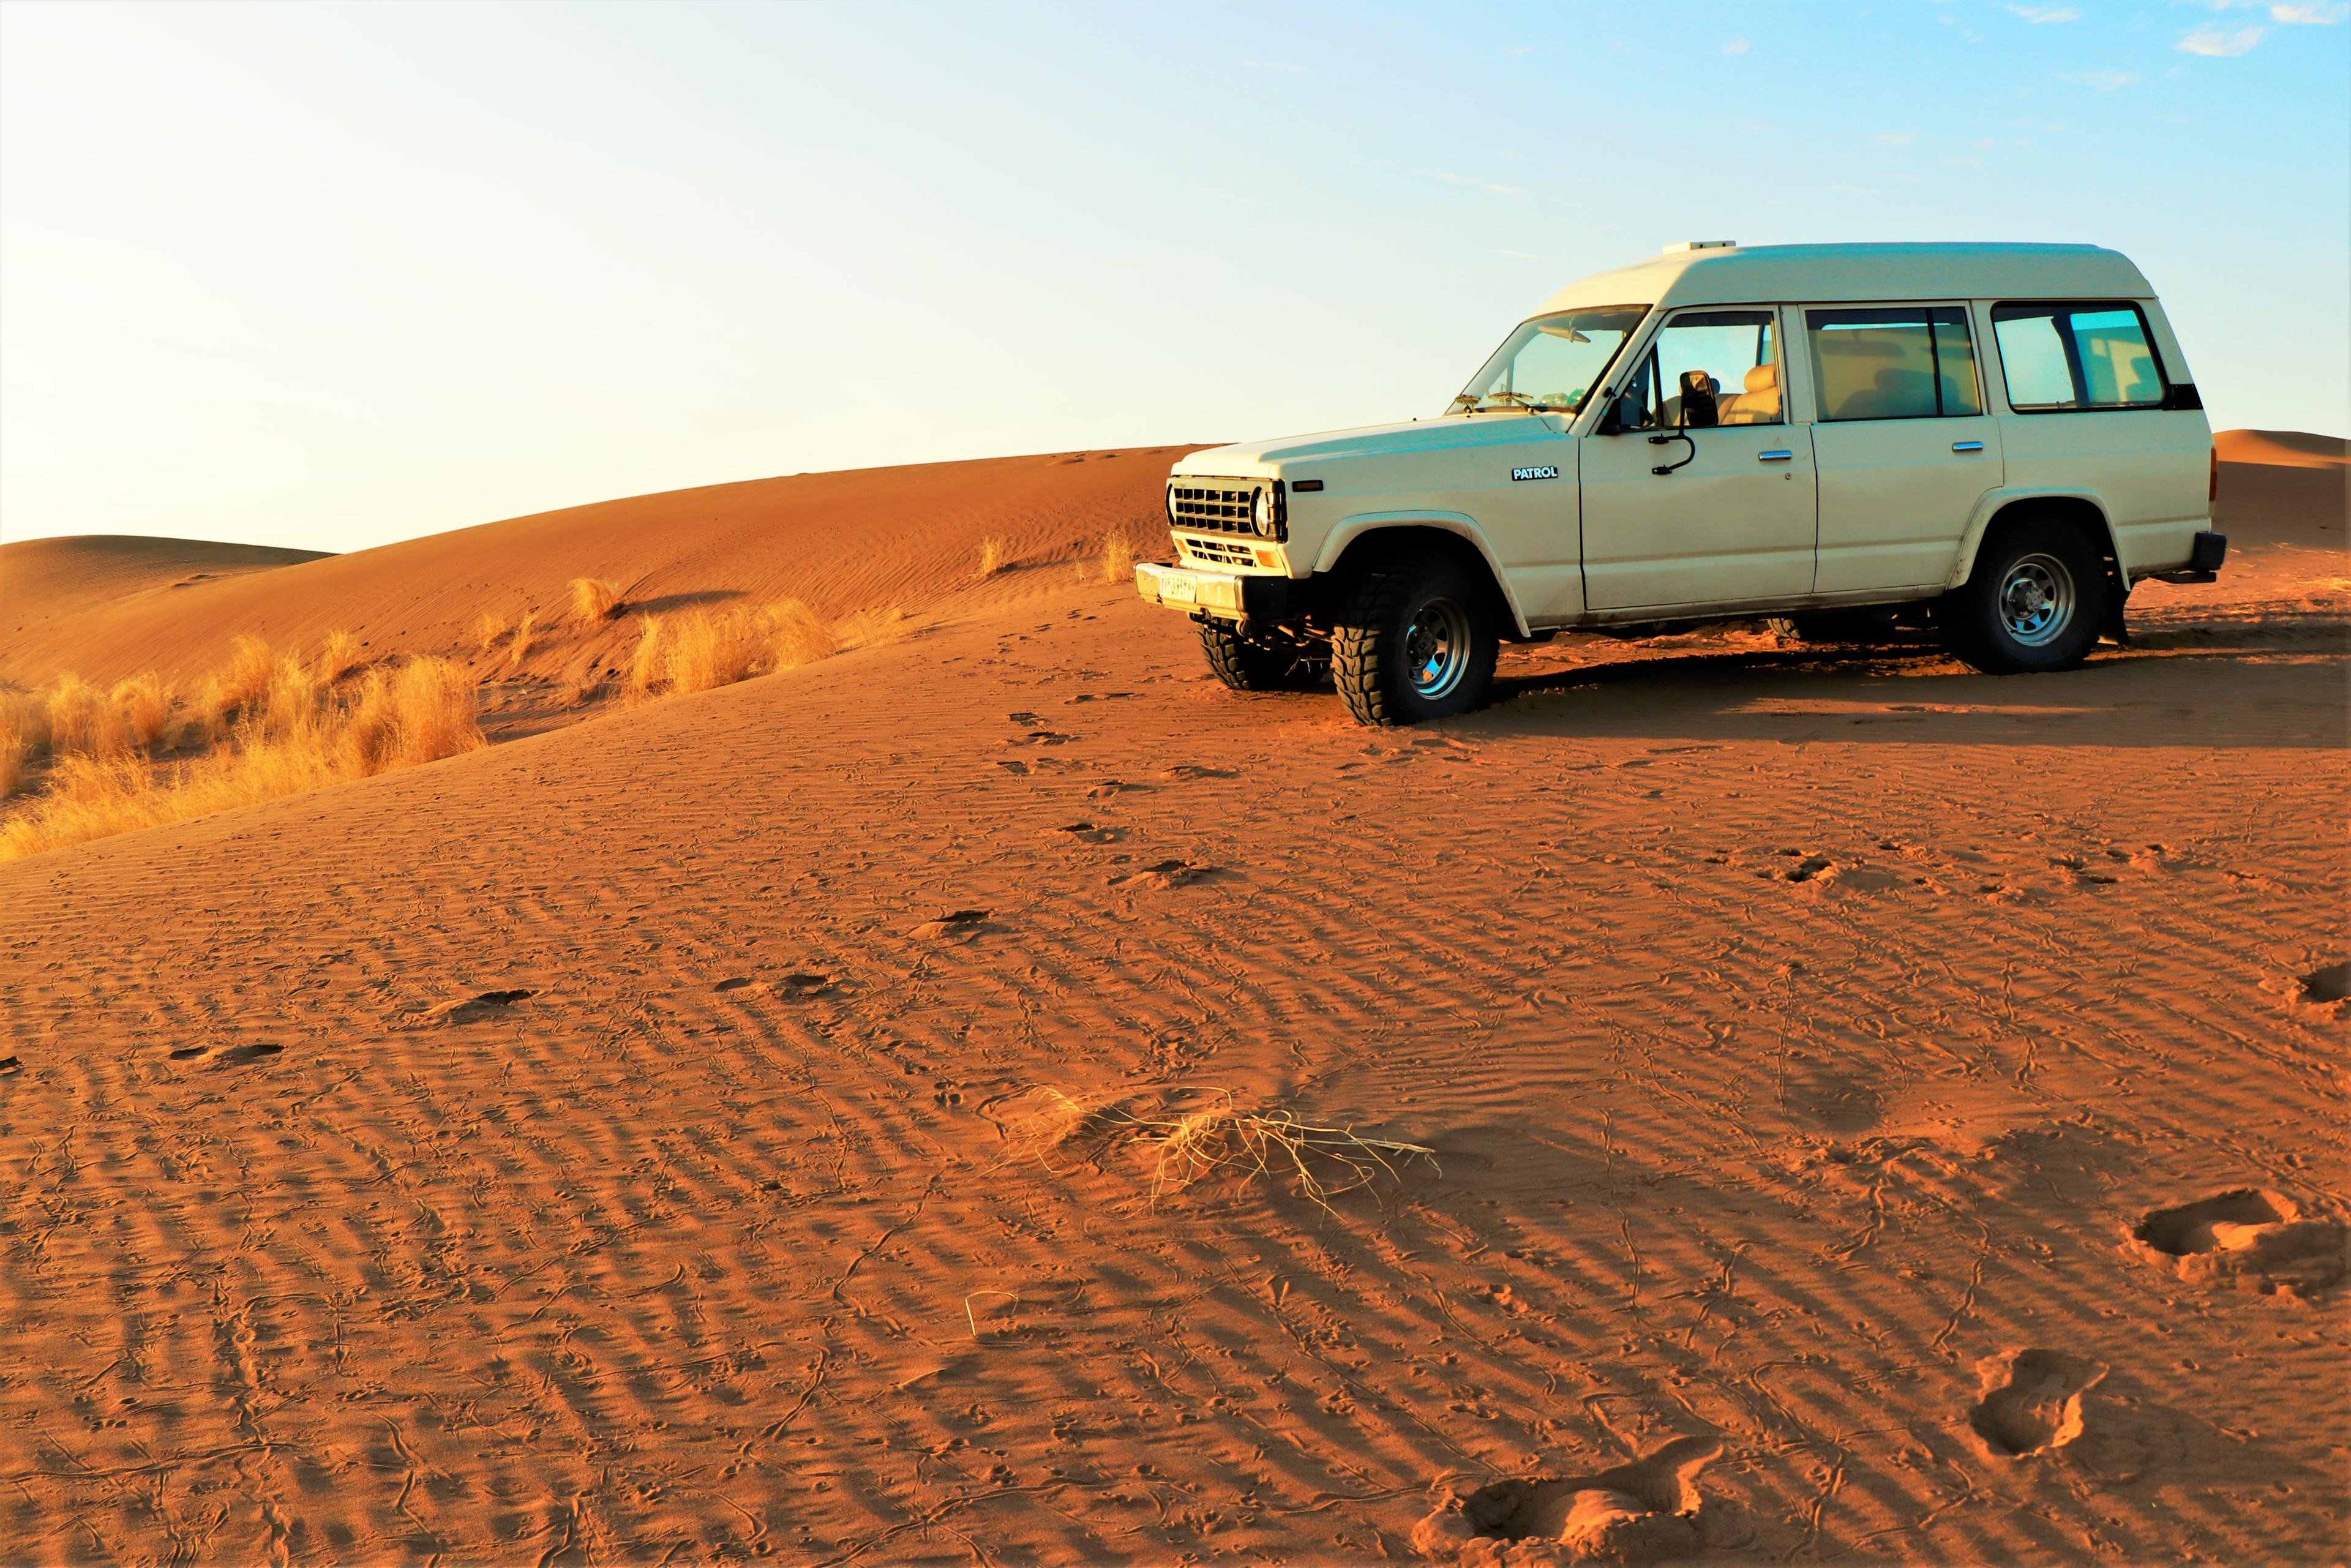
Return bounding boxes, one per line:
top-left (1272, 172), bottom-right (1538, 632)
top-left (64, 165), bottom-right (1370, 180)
top-left (1626, 310), bottom-right (1780, 430)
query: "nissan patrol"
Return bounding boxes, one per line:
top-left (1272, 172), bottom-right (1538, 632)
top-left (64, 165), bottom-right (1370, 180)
top-left (1136, 241), bottom-right (2225, 726)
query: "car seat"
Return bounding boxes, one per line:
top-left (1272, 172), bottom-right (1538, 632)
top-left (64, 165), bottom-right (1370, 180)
top-left (1717, 362), bottom-right (1780, 424)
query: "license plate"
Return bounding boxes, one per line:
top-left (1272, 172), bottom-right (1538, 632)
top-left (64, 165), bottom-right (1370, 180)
top-left (1160, 574), bottom-right (1199, 603)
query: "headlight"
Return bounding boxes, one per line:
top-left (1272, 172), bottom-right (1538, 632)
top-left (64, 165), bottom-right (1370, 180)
top-left (1253, 489), bottom-right (1275, 537)
top-left (1166, 486), bottom-right (1180, 525)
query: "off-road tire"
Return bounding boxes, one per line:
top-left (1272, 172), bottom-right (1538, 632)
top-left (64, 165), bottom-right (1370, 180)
top-left (1942, 523), bottom-right (2107, 675)
top-left (1198, 619), bottom-right (1330, 692)
top-left (1330, 553), bottom-right (1499, 726)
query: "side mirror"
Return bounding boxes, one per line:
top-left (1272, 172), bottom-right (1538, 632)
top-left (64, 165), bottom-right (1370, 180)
top-left (1596, 389), bottom-right (1643, 435)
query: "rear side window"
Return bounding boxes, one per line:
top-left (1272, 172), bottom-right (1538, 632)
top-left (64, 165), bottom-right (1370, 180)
top-left (1990, 301), bottom-right (2167, 411)
top-left (1806, 307), bottom-right (1982, 421)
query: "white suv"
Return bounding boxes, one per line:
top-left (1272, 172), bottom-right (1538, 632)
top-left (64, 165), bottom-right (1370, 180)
top-left (1138, 241), bottom-right (2225, 726)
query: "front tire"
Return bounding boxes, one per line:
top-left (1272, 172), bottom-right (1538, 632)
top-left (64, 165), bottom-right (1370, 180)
top-left (1331, 554), bottom-right (1499, 726)
top-left (1943, 525), bottom-right (2107, 674)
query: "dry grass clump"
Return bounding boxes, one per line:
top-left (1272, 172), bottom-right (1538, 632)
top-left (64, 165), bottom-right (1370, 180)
top-left (977, 536), bottom-right (1008, 579)
top-left (112, 673), bottom-right (175, 750)
top-left (624, 596), bottom-right (869, 703)
top-left (317, 630), bottom-right (366, 684)
top-left (569, 576), bottom-right (624, 625)
top-left (508, 610), bottom-right (538, 672)
top-left (661, 607), bottom-right (765, 696)
top-left (1100, 531), bottom-right (1135, 585)
top-left (45, 675), bottom-right (124, 757)
top-left (216, 634), bottom-right (276, 717)
top-left (0, 655), bottom-right (481, 861)
top-left (0, 689), bottom-right (46, 799)
top-left (1010, 1087), bottom-right (1436, 1215)
top-left (757, 598), bottom-right (838, 668)
top-left (475, 611), bottom-right (511, 652)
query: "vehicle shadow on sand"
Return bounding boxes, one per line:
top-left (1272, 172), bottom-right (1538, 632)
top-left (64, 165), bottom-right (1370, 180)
top-left (1480, 639), bottom-right (2345, 751)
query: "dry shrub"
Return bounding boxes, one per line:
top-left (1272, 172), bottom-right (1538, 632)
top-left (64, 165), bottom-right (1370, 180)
top-left (508, 610), bottom-right (538, 672)
top-left (1100, 532), bottom-right (1134, 585)
top-left (0, 656), bottom-right (482, 861)
top-left (663, 607), bottom-right (763, 696)
top-left (262, 655), bottom-right (322, 737)
top-left (475, 611), bottom-right (510, 652)
top-left (214, 634), bottom-right (276, 718)
top-left (317, 630), bottom-right (365, 684)
top-left (569, 577), bottom-right (623, 625)
top-left (626, 614), bottom-right (667, 700)
top-left (45, 675), bottom-right (123, 757)
top-left (111, 673), bottom-right (174, 750)
top-left (1010, 1087), bottom-right (1436, 1215)
top-left (977, 536), bottom-right (1008, 578)
top-left (0, 689), bottom-right (45, 799)
top-left (758, 598), bottom-right (838, 668)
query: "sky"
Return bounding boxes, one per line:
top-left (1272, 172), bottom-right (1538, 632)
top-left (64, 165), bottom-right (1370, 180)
top-left (2, 0), bottom-right (2345, 554)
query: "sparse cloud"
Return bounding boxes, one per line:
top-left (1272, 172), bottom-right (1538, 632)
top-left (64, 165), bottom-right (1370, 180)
top-left (2270, 1), bottom-right (2347, 21)
top-left (2006, 4), bottom-right (2080, 20)
top-left (1504, 43), bottom-right (1533, 56)
top-left (1723, 37), bottom-right (1750, 54)
top-left (1872, 131), bottom-right (1914, 145)
top-left (2177, 23), bottom-right (2267, 52)
top-left (1500, 249), bottom-right (1539, 260)
top-left (1438, 172), bottom-right (1526, 197)
top-left (2059, 69), bottom-right (2140, 89)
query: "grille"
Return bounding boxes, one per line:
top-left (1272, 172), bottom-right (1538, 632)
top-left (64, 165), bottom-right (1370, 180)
top-left (1182, 536), bottom-right (1258, 567)
top-left (1169, 478), bottom-right (1283, 541)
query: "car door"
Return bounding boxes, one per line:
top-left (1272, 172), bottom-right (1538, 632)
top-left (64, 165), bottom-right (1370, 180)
top-left (1577, 307), bottom-right (1818, 611)
top-left (1804, 303), bottom-right (2006, 593)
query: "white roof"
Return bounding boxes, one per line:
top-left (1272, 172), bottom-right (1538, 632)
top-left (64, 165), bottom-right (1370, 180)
top-left (1537, 242), bottom-right (2155, 315)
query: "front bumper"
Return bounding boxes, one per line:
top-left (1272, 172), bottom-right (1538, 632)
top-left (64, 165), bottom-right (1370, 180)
top-left (1134, 562), bottom-right (1302, 625)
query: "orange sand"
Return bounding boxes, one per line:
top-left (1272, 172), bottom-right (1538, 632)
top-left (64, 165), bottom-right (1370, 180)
top-left (1, 435), bottom-right (2344, 1564)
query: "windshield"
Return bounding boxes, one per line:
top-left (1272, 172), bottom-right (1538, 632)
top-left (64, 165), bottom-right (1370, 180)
top-left (1450, 306), bottom-right (1648, 416)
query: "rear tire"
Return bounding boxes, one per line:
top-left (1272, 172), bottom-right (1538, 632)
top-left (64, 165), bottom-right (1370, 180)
top-left (1330, 553), bottom-right (1499, 726)
top-left (1943, 524), bottom-right (2107, 674)
top-left (1199, 619), bottom-right (1330, 692)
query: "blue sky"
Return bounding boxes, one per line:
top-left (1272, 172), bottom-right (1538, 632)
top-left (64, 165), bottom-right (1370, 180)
top-left (3, 0), bottom-right (2344, 552)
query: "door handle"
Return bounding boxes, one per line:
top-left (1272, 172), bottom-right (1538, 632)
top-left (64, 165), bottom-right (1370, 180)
top-left (1757, 449), bottom-right (1792, 462)
top-left (1952, 441), bottom-right (1985, 452)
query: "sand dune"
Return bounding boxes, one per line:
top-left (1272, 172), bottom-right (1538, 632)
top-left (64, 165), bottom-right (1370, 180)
top-left (0, 435), bottom-right (2344, 1565)
top-left (1, 535), bottom-right (329, 662)
top-left (0, 448), bottom-right (1191, 691)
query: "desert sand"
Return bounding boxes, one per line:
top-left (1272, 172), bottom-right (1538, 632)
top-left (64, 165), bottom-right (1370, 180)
top-left (1, 435), bottom-right (2344, 1565)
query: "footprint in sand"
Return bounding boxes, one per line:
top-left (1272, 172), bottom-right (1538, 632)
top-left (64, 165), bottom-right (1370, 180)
top-left (230, 1042), bottom-right (285, 1062)
top-left (429, 989), bottom-right (536, 1026)
top-left (0, 1056), bottom-right (19, 1075)
top-left (1412, 1436), bottom-right (1723, 1566)
top-left (1160, 764), bottom-right (1238, 781)
top-left (1968, 1348), bottom-right (2105, 1457)
top-left (1059, 821), bottom-right (1121, 844)
top-left (169, 1045), bottom-right (209, 1060)
top-left (2298, 961), bottom-right (2349, 1008)
top-left (912, 909), bottom-right (993, 940)
top-left (2131, 1190), bottom-right (2348, 1297)
top-left (1109, 859), bottom-right (1219, 891)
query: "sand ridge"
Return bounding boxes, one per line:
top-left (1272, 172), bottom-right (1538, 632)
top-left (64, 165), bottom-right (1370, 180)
top-left (0, 433), bottom-right (2345, 1564)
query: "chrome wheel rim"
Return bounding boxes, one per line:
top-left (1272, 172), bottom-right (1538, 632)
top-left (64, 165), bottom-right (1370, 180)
top-left (1998, 553), bottom-right (2075, 648)
top-left (1403, 596), bottom-right (1472, 700)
